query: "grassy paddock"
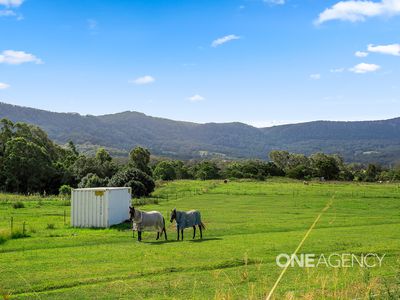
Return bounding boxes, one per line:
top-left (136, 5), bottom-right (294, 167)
top-left (0, 179), bottom-right (399, 299)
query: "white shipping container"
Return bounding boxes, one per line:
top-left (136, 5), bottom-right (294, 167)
top-left (71, 187), bottom-right (131, 228)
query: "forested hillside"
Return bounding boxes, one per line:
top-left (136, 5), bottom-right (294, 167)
top-left (0, 102), bottom-right (399, 165)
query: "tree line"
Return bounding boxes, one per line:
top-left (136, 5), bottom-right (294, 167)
top-left (1, 119), bottom-right (399, 197)
top-left (152, 150), bottom-right (400, 183)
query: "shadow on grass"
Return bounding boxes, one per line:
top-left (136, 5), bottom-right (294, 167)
top-left (187, 237), bottom-right (222, 243)
top-left (109, 220), bottom-right (131, 231)
top-left (136, 237), bottom-right (222, 245)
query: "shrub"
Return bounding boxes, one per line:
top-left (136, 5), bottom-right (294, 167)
top-left (286, 165), bottom-right (313, 180)
top-left (59, 184), bottom-right (72, 197)
top-left (12, 201), bottom-right (25, 209)
top-left (0, 230), bottom-right (10, 244)
top-left (11, 230), bottom-right (30, 239)
top-left (78, 173), bottom-right (108, 188)
top-left (46, 223), bottom-right (56, 230)
top-left (154, 161), bottom-right (177, 181)
top-left (109, 166), bottom-right (155, 198)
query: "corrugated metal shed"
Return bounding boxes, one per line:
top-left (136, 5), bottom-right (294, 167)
top-left (71, 187), bottom-right (131, 228)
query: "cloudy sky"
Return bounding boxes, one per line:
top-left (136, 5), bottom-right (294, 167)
top-left (1, 0), bottom-right (400, 127)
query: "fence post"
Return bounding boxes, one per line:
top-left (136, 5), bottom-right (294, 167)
top-left (10, 216), bottom-right (13, 233)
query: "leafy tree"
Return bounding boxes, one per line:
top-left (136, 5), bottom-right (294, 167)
top-left (1, 137), bottom-right (53, 193)
top-left (129, 146), bottom-right (152, 175)
top-left (365, 164), bottom-right (381, 182)
top-left (310, 153), bottom-right (340, 180)
top-left (171, 160), bottom-right (192, 179)
top-left (154, 161), bottom-right (177, 181)
top-left (192, 161), bottom-right (220, 180)
top-left (67, 141), bottom-right (79, 156)
top-left (79, 173), bottom-right (108, 188)
top-left (269, 150), bottom-right (290, 171)
top-left (286, 165), bottom-right (313, 180)
top-left (59, 184), bottom-right (72, 197)
top-left (95, 148), bottom-right (118, 179)
top-left (109, 166), bottom-right (155, 197)
top-left (70, 155), bottom-right (99, 182)
top-left (96, 147), bottom-right (112, 164)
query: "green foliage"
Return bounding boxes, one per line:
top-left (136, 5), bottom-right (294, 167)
top-left (10, 230), bottom-right (30, 239)
top-left (192, 161), bottom-right (220, 180)
top-left (310, 152), bottom-right (340, 180)
top-left (12, 201), bottom-right (25, 209)
top-left (129, 146), bottom-right (152, 175)
top-left (2, 137), bottom-right (53, 193)
top-left (153, 161), bottom-right (177, 180)
top-left (286, 164), bottom-right (312, 180)
top-left (108, 166), bottom-right (155, 197)
top-left (222, 160), bottom-right (283, 180)
top-left (365, 164), bottom-right (381, 182)
top-left (0, 119), bottom-right (78, 194)
top-left (78, 173), bottom-right (108, 188)
top-left (59, 185), bottom-right (72, 197)
top-left (46, 223), bottom-right (56, 230)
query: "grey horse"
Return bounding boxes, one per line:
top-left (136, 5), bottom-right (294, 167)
top-left (129, 206), bottom-right (167, 242)
top-left (170, 208), bottom-right (205, 241)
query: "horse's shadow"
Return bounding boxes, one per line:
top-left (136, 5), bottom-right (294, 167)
top-left (143, 240), bottom-right (175, 245)
top-left (142, 237), bottom-right (222, 245)
top-left (188, 237), bottom-right (222, 243)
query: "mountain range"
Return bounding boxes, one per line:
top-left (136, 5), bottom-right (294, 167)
top-left (0, 102), bottom-right (399, 165)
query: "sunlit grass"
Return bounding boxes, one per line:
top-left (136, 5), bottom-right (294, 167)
top-left (0, 178), bottom-right (399, 299)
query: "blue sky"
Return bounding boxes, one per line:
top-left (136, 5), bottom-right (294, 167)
top-left (1, 0), bottom-right (400, 127)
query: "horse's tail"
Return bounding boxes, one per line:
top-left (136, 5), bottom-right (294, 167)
top-left (200, 221), bottom-right (206, 230)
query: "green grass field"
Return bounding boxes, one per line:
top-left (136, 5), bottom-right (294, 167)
top-left (1, 179), bottom-right (400, 299)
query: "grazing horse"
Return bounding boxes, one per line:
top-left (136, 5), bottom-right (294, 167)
top-left (129, 206), bottom-right (167, 242)
top-left (170, 208), bottom-right (205, 241)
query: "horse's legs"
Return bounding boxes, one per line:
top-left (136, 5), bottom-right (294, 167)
top-left (181, 229), bottom-right (184, 241)
top-left (138, 231), bottom-right (142, 242)
top-left (164, 227), bottom-right (168, 240)
top-left (156, 232), bottom-right (160, 240)
top-left (177, 229), bottom-right (180, 241)
top-left (192, 226), bottom-right (196, 239)
top-left (199, 225), bottom-right (202, 239)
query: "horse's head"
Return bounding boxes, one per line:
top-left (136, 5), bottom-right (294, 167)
top-left (170, 208), bottom-right (177, 223)
top-left (129, 206), bottom-right (135, 221)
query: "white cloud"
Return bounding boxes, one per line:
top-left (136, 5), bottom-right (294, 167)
top-left (316, 0), bottom-right (400, 25)
top-left (349, 62), bottom-right (380, 73)
top-left (355, 51), bottom-right (369, 57)
top-left (211, 35), bottom-right (241, 47)
top-left (188, 94), bottom-right (205, 102)
top-left (131, 75), bottom-right (155, 85)
top-left (0, 0), bottom-right (23, 19)
top-left (330, 68), bottom-right (345, 73)
top-left (310, 73), bottom-right (321, 80)
top-left (368, 43), bottom-right (400, 56)
top-left (0, 0), bottom-right (23, 7)
top-left (0, 50), bottom-right (42, 65)
top-left (0, 9), bottom-right (15, 16)
top-left (264, 0), bottom-right (285, 4)
top-left (0, 82), bottom-right (10, 89)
